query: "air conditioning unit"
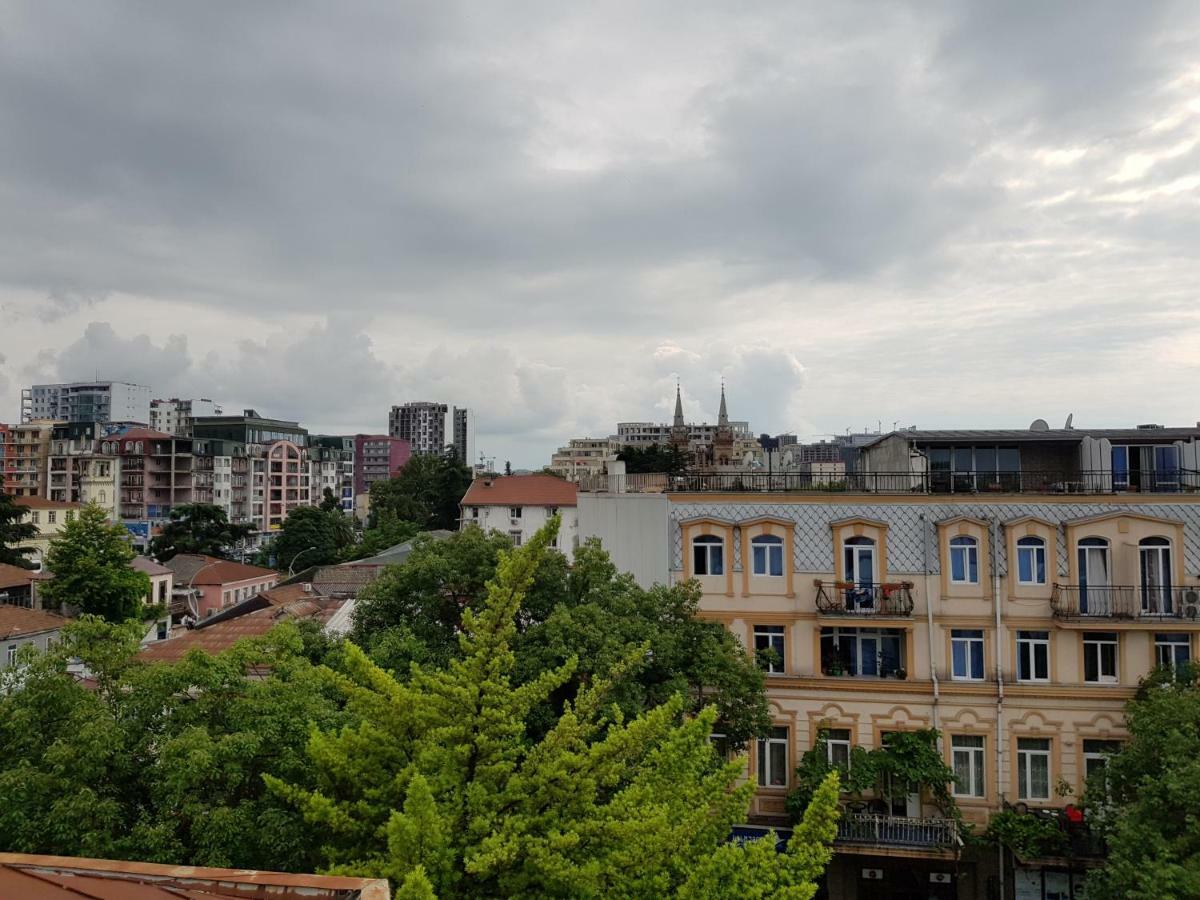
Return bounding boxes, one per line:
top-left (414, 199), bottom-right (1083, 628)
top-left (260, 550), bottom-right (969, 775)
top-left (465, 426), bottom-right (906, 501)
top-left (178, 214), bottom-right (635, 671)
top-left (1182, 589), bottom-right (1200, 620)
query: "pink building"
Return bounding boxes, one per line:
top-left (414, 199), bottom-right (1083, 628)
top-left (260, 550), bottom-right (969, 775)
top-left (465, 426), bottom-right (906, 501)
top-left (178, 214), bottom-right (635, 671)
top-left (163, 554), bottom-right (279, 619)
top-left (353, 434), bottom-right (411, 497)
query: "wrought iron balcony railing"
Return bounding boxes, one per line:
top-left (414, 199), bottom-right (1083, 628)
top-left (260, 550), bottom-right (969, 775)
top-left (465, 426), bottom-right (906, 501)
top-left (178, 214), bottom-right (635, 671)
top-left (1051, 584), bottom-right (1200, 620)
top-left (815, 581), bottom-right (915, 617)
top-left (836, 813), bottom-right (960, 850)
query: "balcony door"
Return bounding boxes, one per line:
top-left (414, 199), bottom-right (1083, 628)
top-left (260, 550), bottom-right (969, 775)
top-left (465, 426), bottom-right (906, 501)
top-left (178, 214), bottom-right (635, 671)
top-left (844, 536), bottom-right (876, 611)
top-left (1078, 538), bottom-right (1111, 615)
top-left (1140, 537), bottom-right (1172, 614)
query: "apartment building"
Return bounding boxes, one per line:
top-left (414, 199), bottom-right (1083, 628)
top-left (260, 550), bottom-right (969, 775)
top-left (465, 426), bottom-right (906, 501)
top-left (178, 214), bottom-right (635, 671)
top-left (23, 381), bottom-right (151, 425)
top-left (460, 474), bottom-right (579, 558)
top-left (548, 437), bottom-right (621, 481)
top-left (578, 424), bottom-right (1200, 899)
top-left (12, 497), bottom-right (84, 570)
top-left (452, 406), bottom-right (474, 465)
top-left (4, 420), bottom-right (58, 497)
top-left (310, 436), bottom-right (356, 513)
top-left (389, 401), bottom-right (449, 455)
top-left (352, 434), bottom-right (410, 498)
top-left (149, 398), bottom-right (224, 436)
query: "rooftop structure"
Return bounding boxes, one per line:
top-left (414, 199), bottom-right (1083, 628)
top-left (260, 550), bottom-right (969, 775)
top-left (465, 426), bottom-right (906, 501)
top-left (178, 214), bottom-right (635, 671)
top-left (23, 381), bottom-right (152, 426)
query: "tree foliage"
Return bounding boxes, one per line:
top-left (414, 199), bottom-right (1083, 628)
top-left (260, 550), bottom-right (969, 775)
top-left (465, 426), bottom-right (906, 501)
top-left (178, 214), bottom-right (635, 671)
top-left (39, 504), bottom-right (150, 621)
top-left (0, 617), bottom-right (348, 871)
top-left (0, 491), bottom-right (38, 568)
top-left (351, 525), bottom-right (771, 747)
top-left (149, 503), bottom-right (254, 562)
top-left (274, 505), bottom-right (355, 573)
top-left (1086, 664), bottom-right (1200, 899)
top-left (368, 453), bottom-right (473, 531)
top-left (617, 443), bottom-right (689, 475)
top-left (344, 512), bottom-right (420, 562)
top-left (319, 487), bottom-right (343, 513)
top-left (273, 520), bottom-right (837, 897)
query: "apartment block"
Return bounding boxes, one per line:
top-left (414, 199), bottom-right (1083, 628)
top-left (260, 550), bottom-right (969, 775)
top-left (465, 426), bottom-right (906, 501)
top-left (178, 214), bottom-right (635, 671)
top-left (310, 435), bottom-right (357, 512)
top-left (452, 406), bottom-right (474, 465)
top-left (4, 420), bottom-right (59, 497)
top-left (578, 423), bottom-right (1200, 899)
top-left (150, 398), bottom-right (224, 436)
top-left (353, 434), bottom-right (410, 498)
top-left (548, 437), bottom-right (621, 481)
top-left (23, 381), bottom-right (152, 425)
top-left (388, 401), bottom-right (448, 455)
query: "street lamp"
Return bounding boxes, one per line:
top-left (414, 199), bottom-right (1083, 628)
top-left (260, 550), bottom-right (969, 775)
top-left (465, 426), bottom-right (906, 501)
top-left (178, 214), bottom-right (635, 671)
top-left (288, 545), bottom-right (320, 577)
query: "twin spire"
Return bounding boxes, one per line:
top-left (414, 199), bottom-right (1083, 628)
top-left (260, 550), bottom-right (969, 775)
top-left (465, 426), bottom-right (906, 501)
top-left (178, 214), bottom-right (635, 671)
top-left (672, 381), bottom-right (729, 428)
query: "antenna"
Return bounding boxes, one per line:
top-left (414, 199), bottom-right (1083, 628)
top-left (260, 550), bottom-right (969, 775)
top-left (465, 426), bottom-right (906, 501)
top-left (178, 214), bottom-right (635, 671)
top-left (1064, 413), bottom-right (1074, 429)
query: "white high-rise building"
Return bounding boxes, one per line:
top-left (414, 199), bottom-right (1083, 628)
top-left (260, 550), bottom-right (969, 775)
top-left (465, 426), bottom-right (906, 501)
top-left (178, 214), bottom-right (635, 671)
top-left (389, 401), bottom-right (449, 455)
top-left (23, 381), bottom-right (152, 425)
top-left (150, 398), bottom-right (224, 436)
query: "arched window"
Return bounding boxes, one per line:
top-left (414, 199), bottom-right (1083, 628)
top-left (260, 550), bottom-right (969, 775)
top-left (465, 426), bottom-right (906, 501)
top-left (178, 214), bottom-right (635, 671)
top-left (751, 534), bottom-right (785, 577)
top-left (1015, 536), bottom-right (1046, 585)
top-left (1139, 537), bottom-right (1172, 614)
top-left (843, 536), bottom-right (875, 587)
top-left (692, 535), bottom-right (724, 576)
top-left (1077, 537), bottom-right (1111, 615)
top-left (949, 536), bottom-right (979, 584)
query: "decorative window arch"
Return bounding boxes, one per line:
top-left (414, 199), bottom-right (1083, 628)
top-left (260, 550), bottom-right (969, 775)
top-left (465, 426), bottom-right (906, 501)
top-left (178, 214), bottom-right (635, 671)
top-left (692, 535), bottom-right (725, 576)
top-left (949, 535), bottom-right (979, 584)
top-left (751, 534), bottom-right (784, 577)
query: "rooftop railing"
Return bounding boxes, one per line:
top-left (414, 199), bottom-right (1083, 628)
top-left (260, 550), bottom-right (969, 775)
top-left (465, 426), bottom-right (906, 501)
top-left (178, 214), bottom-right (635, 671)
top-left (814, 581), bottom-right (915, 617)
top-left (581, 469), bottom-right (1200, 495)
top-left (1051, 584), bottom-right (1200, 620)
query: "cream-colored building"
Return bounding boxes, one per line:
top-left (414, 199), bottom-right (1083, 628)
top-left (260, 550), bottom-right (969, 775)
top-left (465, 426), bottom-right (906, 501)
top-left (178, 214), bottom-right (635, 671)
top-left (13, 497), bottom-right (85, 570)
top-left (548, 437), bottom-right (621, 481)
top-left (578, 424), bottom-right (1200, 899)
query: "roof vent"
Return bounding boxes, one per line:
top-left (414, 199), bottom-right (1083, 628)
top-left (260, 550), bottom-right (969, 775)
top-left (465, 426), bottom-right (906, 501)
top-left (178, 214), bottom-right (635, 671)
top-left (1029, 418), bottom-right (1050, 432)
top-left (1136, 423), bottom-right (1164, 430)
top-left (483, 478), bottom-right (493, 487)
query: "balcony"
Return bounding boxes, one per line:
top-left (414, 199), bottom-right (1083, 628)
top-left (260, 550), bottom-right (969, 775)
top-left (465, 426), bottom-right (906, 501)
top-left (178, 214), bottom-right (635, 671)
top-left (1051, 584), bottom-right (1200, 620)
top-left (836, 813), bottom-right (960, 851)
top-left (582, 469), bottom-right (1200, 495)
top-left (815, 581), bottom-right (914, 617)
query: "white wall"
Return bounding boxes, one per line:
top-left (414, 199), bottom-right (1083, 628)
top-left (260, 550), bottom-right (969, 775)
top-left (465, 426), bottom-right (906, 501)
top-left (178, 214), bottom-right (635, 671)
top-left (577, 493), bottom-right (670, 588)
top-left (465, 503), bottom-right (578, 559)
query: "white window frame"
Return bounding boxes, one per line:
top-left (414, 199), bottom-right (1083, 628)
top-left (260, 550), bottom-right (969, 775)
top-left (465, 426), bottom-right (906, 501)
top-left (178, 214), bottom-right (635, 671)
top-left (949, 535), bottom-right (979, 584)
top-left (823, 728), bottom-right (852, 769)
top-left (1139, 537), bottom-right (1173, 614)
top-left (843, 537), bottom-right (875, 586)
top-left (750, 535), bottom-right (785, 577)
top-left (1016, 536), bottom-right (1047, 586)
top-left (951, 734), bottom-right (986, 798)
top-left (1016, 631), bottom-right (1050, 682)
top-left (1082, 739), bottom-right (1121, 782)
top-left (692, 535), bottom-right (725, 576)
top-left (6, 644), bottom-right (16, 667)
top-left (1017, 737), bottom-right (1052, 801)
top-left (950, 629), bottom-right (986, 681)
top-left (509, 507), bottom-right (522, 519)
top-left (509, 531), bottom-right (523, 547)
top-left (757, 726), bottom-right (789, 787)
top-left (1083, 632), bottom-right (1119, 684)
top-left (753, 624), bottom-right (786, 674)
top-left (1155, 633), bottom-right (1191, 670)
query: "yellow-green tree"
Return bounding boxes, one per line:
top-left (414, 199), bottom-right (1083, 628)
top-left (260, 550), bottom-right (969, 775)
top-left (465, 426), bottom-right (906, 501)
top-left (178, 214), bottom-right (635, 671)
top-left (270, 519), bottom-right (839, 897)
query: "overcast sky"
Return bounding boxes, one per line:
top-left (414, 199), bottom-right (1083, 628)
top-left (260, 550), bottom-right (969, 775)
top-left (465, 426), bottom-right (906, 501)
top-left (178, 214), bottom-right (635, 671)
top-left (2, 2), bottom-right (1199, 466)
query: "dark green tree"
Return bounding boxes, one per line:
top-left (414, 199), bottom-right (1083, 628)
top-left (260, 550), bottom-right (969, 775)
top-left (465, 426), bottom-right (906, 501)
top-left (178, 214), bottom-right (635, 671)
top-left (344, 512), bottom-right (420, 562)
top-left (274, 506), bottom-right (353, 573)
top-left (1086, 664), bottom-right (1200, 899)
top-left (0, 491), bottom-right (38, 568)
top-left (618, 443), bottom-right (689, 475)
top-left (369, 453), bottom-right (472, 531)
top-left (148, 503), bottom-right (253, 561)
top-left (319, 487), bottom-right (342, 513)
top-left (351, 526), bottom-right (770, 748)
top-left (39, 505), bottom-right (150, 621)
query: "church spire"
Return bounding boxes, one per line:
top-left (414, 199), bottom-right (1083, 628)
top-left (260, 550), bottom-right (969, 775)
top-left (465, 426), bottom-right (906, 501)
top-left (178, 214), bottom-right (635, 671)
top-left (673, 382), bottom-right (685, 427)
top-left (717, 381), bottom-right (728, 427)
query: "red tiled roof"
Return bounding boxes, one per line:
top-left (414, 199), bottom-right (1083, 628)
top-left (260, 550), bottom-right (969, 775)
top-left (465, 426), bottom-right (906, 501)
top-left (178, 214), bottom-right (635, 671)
top-left (0, 853), bottom-right (389, 899)
top-left (0, 605), bottom-right (67, 640)
top-left (13, 496), bottom-right (85, 511)
top-left (139, 597), bottom-right (344, 663)
top-left (0, 563), bottom-right (39, 590)
top-left (461, 474), bottom-right (578, 508)
top-left (131, 556), bottom-right (172, 577)
top-left (163, 554), bottom-right (278, 586)
top-left (111, 427), bottom-right (176, 441)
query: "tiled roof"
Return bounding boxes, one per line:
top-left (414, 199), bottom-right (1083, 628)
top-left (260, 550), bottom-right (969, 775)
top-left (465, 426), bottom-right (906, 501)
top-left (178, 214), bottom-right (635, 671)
top-left (461, 474), bottom-right (578, 508)
top-left (111, 426), bottom-right (176, 441)
top-left (0, 563), bottom-right (40, 590)
top-left (139, 596), bottom-right (344, 663)
top-left (0, 853), bottom-right (389, 899)
top-left (13, 496), bottom-right (85, 511)
top-left (131, 555), bottom-right (173, 577)
top-left (0, 605), bottom-right (67, 640)
top-left (163, 554), bottom-right (278, 585)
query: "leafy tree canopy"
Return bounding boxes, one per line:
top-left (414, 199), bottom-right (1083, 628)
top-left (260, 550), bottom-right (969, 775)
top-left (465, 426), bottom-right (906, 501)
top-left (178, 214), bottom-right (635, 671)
top-left (40, 504), bottom-right (150, 621)
top-left (352, 523), bottom-right (772, 749)
top-left (368, 453), bottom-right (473, 531)
top-left (1086, 664), bottom-right (1200, 899)
top-left (319, 487), bottom-right (343, 514)
top-left (274, 506), bottom-right (355, 573)
top-left (273, 520), bottom-right (837, 897)
top-left (0, 617), bottom-right (348, 872)
top-left (344, 512), bottom-right (420, 563)
top-left (617, 443), bottom-right (689, 475)
top-left (148, 503), bottom-right (253, 561)
top-left (0, 491), bottom-right (38, 569)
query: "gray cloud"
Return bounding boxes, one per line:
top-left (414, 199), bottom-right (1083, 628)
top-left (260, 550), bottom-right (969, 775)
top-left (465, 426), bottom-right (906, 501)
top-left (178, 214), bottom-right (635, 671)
top-left (2, 2), bottom-right (1199, 464)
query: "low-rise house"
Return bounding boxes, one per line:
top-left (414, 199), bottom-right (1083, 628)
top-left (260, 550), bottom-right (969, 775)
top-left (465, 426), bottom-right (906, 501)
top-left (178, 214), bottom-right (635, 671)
top-left (12, 496), bottom-right (85, 570)
top-left (0, 605), bottom-right (67, 668)
top-left (133, 555), bottom-right (174, 607)
top-left (161, 554), bottom-right (279, 619)
top-left (460, 474), bottom-right (579, 558)
top-left (0, 852), bottom-right (388, 899)
top-left (0, 564), bottom-right (48, 609)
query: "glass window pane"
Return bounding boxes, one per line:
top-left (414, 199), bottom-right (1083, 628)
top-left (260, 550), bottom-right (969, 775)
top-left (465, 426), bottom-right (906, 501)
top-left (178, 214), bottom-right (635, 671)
top-left (1018, 549), bottom-right (1032, 583)
top-left (710, 547), bottom-right (723, 575)
top-left (951, 550), bottom-right (965, 582)
top-left (971, 644), bottom-right (984, 679)
top-left (769, 743), bottom-right (787, 786)
top-left (952, 640), bottom-right (966, 677)
top-left (752, 545), bottom-right (765, 574)
top-left (770, 546), bottom-right (783, 577)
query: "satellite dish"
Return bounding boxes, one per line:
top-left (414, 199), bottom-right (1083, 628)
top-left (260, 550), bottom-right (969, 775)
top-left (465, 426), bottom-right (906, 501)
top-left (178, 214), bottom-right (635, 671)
top-left (1064, 413), bottom-right (1074, 429)
top-left (1030, 418), bottom-right (1050, 432)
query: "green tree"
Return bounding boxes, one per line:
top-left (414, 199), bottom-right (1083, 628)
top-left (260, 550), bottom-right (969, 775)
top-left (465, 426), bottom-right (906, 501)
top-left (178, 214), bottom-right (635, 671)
top-left (271, 520), bottom-right (838, 897)
top-left (148, 503), bottom-right (254, 561)
top-left (0, 491), bottom-right (38, 568)
top-left (352, 527), bottom-right (770, 747)
top-left (0, 616), bottom-right (349, 872)
top-left (1086, 664), bottom-right (1200, 899)
top-left (319, 487), bottom-right (343, 514)
top-left (39, 505), bottom-right (150, 621)
top-left (344, 512), bottom-right (420, 562)
top-left (275, 506), bottom-right (354, 573)
top-left (369, 453), bottom-right (472, 531)
top-left (618, 443), bottom-right (689, 475)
